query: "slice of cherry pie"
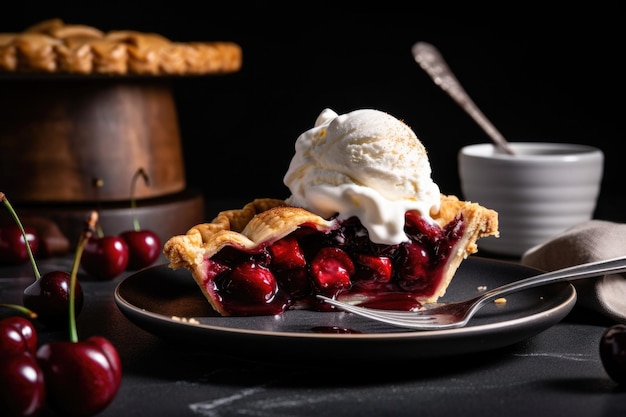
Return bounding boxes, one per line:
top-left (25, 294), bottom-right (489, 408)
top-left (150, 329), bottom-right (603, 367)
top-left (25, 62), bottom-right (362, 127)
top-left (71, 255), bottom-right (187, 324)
top-left (163, 194), bottom-right (498, 316)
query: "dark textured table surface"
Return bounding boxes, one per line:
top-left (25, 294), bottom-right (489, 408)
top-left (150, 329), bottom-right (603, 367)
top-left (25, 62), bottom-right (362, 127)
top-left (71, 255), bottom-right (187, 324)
top-left (1, 249), bottom-right (625, 417)
top-left (1, 9), bottom-right (624, 416)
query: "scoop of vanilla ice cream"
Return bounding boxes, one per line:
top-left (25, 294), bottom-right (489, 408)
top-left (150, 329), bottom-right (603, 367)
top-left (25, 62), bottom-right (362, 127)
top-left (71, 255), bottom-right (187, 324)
top-left (283, 108), bottom-right (441, 245)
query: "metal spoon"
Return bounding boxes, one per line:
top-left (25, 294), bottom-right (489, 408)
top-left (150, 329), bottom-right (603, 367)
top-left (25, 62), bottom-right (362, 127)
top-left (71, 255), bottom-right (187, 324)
top-left (411, 41), bottom-right (516, 155)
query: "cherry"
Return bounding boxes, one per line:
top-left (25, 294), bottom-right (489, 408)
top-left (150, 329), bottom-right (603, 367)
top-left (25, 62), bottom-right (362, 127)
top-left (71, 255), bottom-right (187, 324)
top-left (269, 237), bottom-right (306, 270)
top-left (204, 258), bottom-right (231, 282)
top-left (221, 261), bottom-right (279, 303)
top-left (79, 180), bottom-right (129, 280)
top-left (404, 210), bottom-right (442, 242)
top-left (119, 168), bottom-right (162, 270)
top-left (120, 229), bottom-right (160, 270)
top-left (309, 247), bottom-right (354, 295)
top-left (36, 336), bottom-right (121, 417)
top-left (396, 242), bottom-right (430, 291)
top-left (23, 270), bottom-right (84, 326)
top-left (81, 235), bottom-right (129, 280)
top-left (600, 324), bottom-right (626, 385)
top-left (0, 351), bottom-right (46, 417)
top-left (0, 224), bottom-right (39, 265)
top-left (352, 253), bottom-right (393, 289)
top-left (0, 316), bottom-right (37, 355)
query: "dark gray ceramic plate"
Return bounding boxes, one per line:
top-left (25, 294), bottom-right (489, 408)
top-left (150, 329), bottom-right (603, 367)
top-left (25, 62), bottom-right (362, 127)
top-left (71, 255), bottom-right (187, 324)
top-left (114, 257), bottom-right (576, 362)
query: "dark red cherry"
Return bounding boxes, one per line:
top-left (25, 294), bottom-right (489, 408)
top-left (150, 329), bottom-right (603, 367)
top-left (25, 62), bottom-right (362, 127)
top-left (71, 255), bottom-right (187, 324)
top-left (119, 229), bottom-right (161, 270)
top-left (0, 224), bottom-right (39, 265)
top-left (0, 351), bottom-right (46, 417)
top-left (36, 336), bottom-right (122, 417)
top-left (396, 242), bottom-right (430, 291)
top-left (309, 247), bottom-right (354, 295)
top-left (23, 270), bottom-right (84, 326)
top-left (81, 235), bottom-right (129, 280)
top-left (203, 258), bottom-right (231, 282)
top-left (222, 261), bottom-right (278, 303)
top-left (404, 211), bottom-right (442, 240)
top-left (600, 324), bottom-right (626, 385)
top-left (269, 237), bottom-right (306, 270)
top-left (119, 167), bottom-right (161, 270)
top-left (352, 253), bottom-right (393, 289)
top-left (0, 316), bottom-right (37, 355)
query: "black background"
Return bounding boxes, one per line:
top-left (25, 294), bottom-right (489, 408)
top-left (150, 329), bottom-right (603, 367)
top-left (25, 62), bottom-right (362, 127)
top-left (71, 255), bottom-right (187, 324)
top-left (2, 5), bottom-right (624, 219)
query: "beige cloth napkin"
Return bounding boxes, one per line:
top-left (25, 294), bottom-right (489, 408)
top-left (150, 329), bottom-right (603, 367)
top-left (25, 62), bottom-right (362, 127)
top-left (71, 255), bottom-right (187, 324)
top-left (521, 220), bottom-right (626, 324)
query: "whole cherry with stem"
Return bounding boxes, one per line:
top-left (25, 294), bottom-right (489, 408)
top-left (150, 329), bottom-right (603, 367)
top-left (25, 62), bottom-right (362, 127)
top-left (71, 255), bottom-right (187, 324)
top-left (119, 168), bottom-right (162, 270)
top-left (1, 192), bottom-right (84, 326)
top-left (79, 178), bottom-right (129, 280)
top-left (36, 211), bottom-right (122, 417)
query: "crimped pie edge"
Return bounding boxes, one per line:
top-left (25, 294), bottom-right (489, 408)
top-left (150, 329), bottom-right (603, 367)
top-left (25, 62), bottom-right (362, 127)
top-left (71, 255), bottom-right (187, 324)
top-left (0, 18), bottom-right (242, 75)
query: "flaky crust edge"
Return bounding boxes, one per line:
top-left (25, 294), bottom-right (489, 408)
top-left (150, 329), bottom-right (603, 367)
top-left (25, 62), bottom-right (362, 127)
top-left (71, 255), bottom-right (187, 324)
top-left (427, 194), bottom-right (499, 301)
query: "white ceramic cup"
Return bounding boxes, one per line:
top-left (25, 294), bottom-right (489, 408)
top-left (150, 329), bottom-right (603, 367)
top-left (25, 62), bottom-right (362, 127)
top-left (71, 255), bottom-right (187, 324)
top-left (458, 142), bottom-right (604, 257)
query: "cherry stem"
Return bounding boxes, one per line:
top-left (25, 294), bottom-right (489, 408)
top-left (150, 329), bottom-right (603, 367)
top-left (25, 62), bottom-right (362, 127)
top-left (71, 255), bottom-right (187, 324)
top-left (130, 168), bottom-right (149, 231)
top-left (0, 303), bottom-right (38, 319)
top-left (0, 192), bottom-right (41, 280)
top-left (92, 178), bottom-right (104, 238)
top-left (69, 210), bottom-right (97, 343)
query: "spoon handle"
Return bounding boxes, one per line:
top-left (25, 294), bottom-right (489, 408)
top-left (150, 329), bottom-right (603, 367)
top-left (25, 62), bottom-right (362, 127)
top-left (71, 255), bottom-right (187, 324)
top-left (411, 42), bottom-right (515, 155)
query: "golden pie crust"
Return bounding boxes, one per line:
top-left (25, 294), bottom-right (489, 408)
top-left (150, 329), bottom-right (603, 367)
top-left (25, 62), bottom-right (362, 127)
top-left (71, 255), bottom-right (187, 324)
top-left (164, 198), bottom-right (334, 269)
top-left (163, 195), bottom-right (499, 312)
top-left (430, 194), bottom-right (500, 302)
top-left (0, 18), bottom-right (242, 75)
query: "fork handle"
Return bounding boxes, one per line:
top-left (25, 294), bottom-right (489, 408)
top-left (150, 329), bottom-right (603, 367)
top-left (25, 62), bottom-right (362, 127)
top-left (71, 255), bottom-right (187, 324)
top-left (481, 256), bottom-right (626, 302)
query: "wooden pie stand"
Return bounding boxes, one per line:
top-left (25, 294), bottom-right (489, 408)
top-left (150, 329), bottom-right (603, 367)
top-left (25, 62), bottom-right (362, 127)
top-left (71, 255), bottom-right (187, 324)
top-left (0, 19), bottom-right (242, 249)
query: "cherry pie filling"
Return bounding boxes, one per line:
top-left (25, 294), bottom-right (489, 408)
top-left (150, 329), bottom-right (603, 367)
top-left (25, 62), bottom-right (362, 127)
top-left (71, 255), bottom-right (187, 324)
top-left (198, 211), bottom-right (466, 316)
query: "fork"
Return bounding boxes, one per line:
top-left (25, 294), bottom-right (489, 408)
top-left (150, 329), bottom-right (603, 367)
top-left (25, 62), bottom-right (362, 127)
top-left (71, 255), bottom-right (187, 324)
top-left (317, 256), bottom-right (626, 330)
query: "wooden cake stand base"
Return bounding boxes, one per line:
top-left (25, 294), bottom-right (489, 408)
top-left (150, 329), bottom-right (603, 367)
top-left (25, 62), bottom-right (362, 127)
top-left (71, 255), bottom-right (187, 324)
top-left (0, 75), bottom-right (202, 247)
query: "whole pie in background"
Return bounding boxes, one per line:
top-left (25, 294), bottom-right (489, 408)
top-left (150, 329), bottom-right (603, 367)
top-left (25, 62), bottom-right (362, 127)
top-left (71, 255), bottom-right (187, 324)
top-left (0, 18), bottom-right (242, 75)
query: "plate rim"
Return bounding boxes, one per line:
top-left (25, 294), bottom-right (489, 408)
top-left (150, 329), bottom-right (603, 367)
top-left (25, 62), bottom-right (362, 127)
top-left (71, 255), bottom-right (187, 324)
top-left (114, 257), bottom-right (577, 341)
